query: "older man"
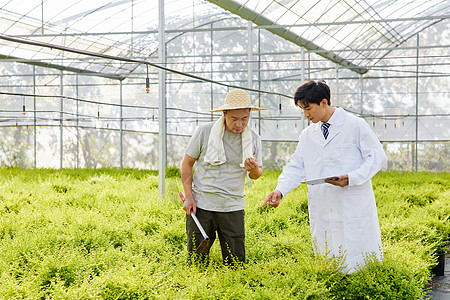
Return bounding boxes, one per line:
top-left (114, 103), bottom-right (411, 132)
top-left (181, 89), bottom-right (265, 266)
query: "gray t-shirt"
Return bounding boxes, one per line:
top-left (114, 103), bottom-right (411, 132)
top-left (185, 122), bottom-right (263, 212)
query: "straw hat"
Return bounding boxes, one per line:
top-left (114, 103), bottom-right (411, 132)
top-left (210, 89), bottom-right (266, 112)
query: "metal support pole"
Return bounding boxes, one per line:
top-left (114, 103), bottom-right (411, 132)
top-left (247, 22), bottom-right (253, 89)
top-left (300, 48), bottom-right (305, 129)
top-left (308, 52), bottom-right (311, 79)
top-left (120, 80), bottom-right (123, 168)
top-left (41, 0), bottom-right (44, 34)
top-left (360, 74), bottom-right (363, 113)
top-left (247, 21), bottom-right (253, 189)
top-left (257, 28), bottom-right (261, 136)
top-left (76, 75), bottom-right (79, 168)
top-left (60, 70), bottom-right (63, 169)
top-left (335, 65), bottom-right (339, 106)
top-left (33, 66), bottom-right (37, 168)
top-left (210, 23), bottom-right (214, 121)
top-left (131, 0), bottom-right (134, 56)
top-left (414, 34), bottom-right (419, 171)
top-left (158, 0), bottom-right (167, 200)
top-left (300, 48), bottom-right (305, 82)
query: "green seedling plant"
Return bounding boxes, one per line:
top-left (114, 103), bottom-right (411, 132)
top-left (0, 168), bottom-right (447, 299)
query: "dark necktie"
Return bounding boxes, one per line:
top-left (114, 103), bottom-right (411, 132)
top-left (321, 122), bottom-right (330, 139)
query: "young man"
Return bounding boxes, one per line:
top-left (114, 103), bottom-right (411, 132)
top-left (263, 80), bottom-right (387, 273)
top-left (181, 89), bottom-right (264, 266)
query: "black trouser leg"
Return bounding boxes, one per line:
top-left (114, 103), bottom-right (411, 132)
top-left (217, 210), bottom-right (245, 267)
top-left (186, 208), bottom-right (216, 266)
top-left (186, 208), bottom-right (245, 267)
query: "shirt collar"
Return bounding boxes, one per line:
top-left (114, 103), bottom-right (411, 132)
top-left (322, 107), bottom-right (337, 126)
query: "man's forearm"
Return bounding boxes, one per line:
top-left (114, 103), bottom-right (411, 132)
top-left (181, 168), bottom-right (194, 198)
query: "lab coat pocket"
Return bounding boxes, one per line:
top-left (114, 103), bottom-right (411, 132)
top-left (342, 189), bottom-right (371, 220)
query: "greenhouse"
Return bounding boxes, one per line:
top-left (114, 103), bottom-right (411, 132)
top-left (0, 0), bottom-right (448, 299)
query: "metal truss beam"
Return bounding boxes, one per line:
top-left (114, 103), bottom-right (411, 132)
top-left (0, 54), bottom-right (125, 80)
top-left (14, 14), bottom-right (450, 38)
top-left (206, 0), bottom-right (368, 74)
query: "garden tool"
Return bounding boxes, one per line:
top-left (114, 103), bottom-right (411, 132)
top-left (179, 192), bottom-right (211, 254)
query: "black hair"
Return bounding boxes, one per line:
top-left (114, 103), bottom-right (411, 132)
top-left (293, 80), bottom-right (331, 107)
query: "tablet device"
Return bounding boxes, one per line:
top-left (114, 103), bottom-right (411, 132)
top-left (301, 176), bottom-right (340, 185)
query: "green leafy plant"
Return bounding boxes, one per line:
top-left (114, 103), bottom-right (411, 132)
top-left (0, 168), bottom-right (447, 299)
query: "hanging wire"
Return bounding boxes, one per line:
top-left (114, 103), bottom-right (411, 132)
top-left (0, 34), bottom-right (290, 100)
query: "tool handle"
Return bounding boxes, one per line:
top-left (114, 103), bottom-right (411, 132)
top-left (179, 192), bottom-right (209, 240)
top-left (190, 211), bottom-right (209, 240)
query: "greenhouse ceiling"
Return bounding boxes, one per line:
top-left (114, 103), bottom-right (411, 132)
top-left (0, 0), bottom-right (449, 78)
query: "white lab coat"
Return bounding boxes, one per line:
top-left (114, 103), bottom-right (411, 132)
top-left (276, 108), bottom-right (387, 273)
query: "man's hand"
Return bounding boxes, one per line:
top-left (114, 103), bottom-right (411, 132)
top-left (244, 156), bottom-right (258, 172)
top-left (262, 190), bottom-right (282, 208)
top-left (325, 174), bottom-right (349, 187)
top-left (182, 194), bottom-right (197, 216)
top-left (245, 156), bottom-right (263, 179)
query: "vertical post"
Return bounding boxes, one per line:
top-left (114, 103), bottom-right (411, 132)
top-left (158, 0), bottom-right (167, 200)
top-left (120, 80), bottom-right (123, 168)
top-left (247, 21), bottom-right (253, 189)
top-left (210, 23), bottom-right (214, 121)
top-left (76, 75), bottom-right (79, 168)
top-left (414, 34), bottom-right (419, 171)
top-left (247, 22), bottom-right (253, 90)
top-left (41, 0), bottom-right (44, 34)
top-left (60, 70), bottom-right (63, 169)
top-left (360, 74), bottom-right (363, 113)
top-left (33, 65), bottom-right (37, 168)
top-left (300, 48), bottom-right (305, 82)
top-left (257, 28), bottom-right (261, 136)
top-left (130, 0), bottom-right (134, 56)
top-left (335, 65), bottom-right (339, 106)
top-left (308, 52), bottom-right (311, 79)
top-left (307, 52), bottom-right (311, 127)
top-left (300, 48), bottom-right (305, 129)
top-left (97, 119), bottom-right (101, 160)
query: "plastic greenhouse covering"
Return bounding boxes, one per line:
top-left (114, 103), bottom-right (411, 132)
top-left (0, 0), bottom-right (448, 172)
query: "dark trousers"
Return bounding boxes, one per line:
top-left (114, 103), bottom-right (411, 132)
top-left (186, 208), bottom-right (245, 266)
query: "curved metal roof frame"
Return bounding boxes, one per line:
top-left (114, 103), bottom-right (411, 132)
top-left (0, 0), bottom-right (448, 77)
top-left (209, 0), bottom-right (449, 72)
top-left (207, 0), bottom-right (368, 74)
top-left (0, 0), bottom-right (230, 77)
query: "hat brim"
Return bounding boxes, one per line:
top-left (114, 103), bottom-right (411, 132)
top-left (210, 105), bottom-right (266, 112)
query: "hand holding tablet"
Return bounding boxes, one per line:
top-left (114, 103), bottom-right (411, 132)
top-left (301, 176), bottom-right (342, 185)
